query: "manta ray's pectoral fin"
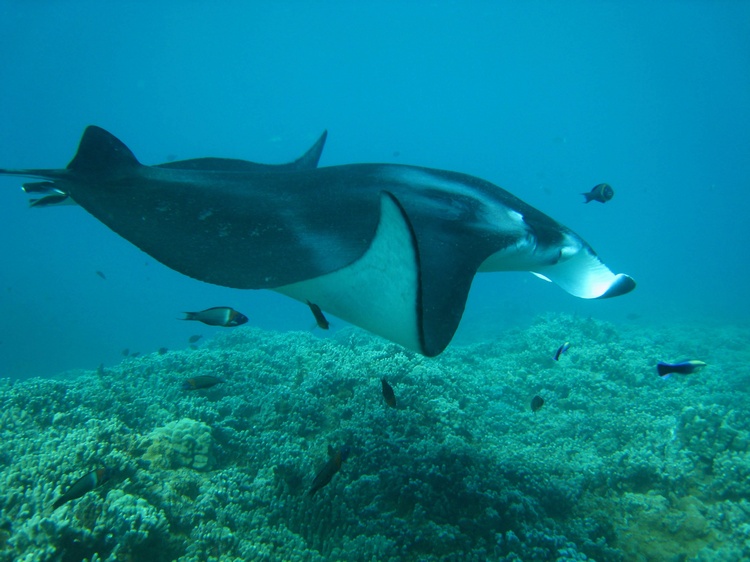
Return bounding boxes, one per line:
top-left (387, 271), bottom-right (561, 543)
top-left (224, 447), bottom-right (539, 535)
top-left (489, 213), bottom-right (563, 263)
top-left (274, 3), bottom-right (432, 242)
top-left (276, 191), bottom-right (427, 354)
top-left (531, 247), bottom-right (636, 299)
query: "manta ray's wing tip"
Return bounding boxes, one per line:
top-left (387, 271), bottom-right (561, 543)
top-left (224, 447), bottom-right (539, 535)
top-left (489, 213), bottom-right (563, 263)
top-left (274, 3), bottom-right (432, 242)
top-left (531, 247), bottom-right (636, 300)
top-left (596, 273), bottom-right (636, 299)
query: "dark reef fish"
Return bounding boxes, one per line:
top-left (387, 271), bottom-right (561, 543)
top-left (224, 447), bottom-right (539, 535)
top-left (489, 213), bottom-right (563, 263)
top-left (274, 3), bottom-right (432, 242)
top-left (51, 467), bottom-right (110, 511)
top-left (181, 375), bottom-right (224, 390)
top-left (381, 378), bottom-right (397, 408)
top-left (582, 183), bottom-right (614, 204)
top-left (0, 126), bottom-right (635, 356)
top-left (182, 307), bottom-right (248, 327)
top-left (188, 334), bottom-right (203, 344)
top-left (531, 395), bottom-right (545, 413)
top-left (95, 270), bottom-right (106, 280)
top-left (121, 348), bottom-right (129, 357)
top-left (306, 300), bottom-right (330, 330)
top-left (308, 445), bottom-right (350, 497)
top-left (657, 360), bottom-right (707, 378)
top-left (554, 342), bottom-right (570, 361)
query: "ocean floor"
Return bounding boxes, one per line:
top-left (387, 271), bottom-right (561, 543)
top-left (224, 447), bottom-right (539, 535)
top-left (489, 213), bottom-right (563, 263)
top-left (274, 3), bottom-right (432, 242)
top-left (1, 313), bottom-right (749, 561)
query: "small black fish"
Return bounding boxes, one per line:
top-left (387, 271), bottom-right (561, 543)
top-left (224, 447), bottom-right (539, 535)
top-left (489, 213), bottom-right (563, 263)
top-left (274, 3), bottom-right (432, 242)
top-left (96, 363), bottom-right (105, 377)
top-left (554, 342), bottom-right (570, 361)
top-left (657, 360), bottom-right (707, 378)
top-left (582, 183), bottom-right (614, 204)
top-left (181, 375), bottom-right (224, 390)
top-left (188, 334), bottom-right (203, 344)
top-left (306, 300), bottom-right (330, 330)
top-left (381, 378), bottom-right (397, 408)
top-left (308, 445), bottom-right (350, 497)
top-left (531, 395), bottom-right (545, 413)
top-left (181, 307), bottom-right (248, 327)
top-left (121, 348), bottom-right (130, 357)
top-left (51, 467), bottom-right (110, 511)
top-left (95, 270), bottom-right (106, 280)
top-left (157, 347), bottom-right (168, 355)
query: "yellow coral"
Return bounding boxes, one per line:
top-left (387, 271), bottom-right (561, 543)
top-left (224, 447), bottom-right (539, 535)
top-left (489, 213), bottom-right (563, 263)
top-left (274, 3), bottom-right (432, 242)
top-left (142, 418), bottom-right (213, 471)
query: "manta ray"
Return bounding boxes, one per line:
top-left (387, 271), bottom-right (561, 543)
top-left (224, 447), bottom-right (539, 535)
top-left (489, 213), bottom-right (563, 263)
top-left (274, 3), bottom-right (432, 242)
top-left (0, 126), bottom-right (635, 356)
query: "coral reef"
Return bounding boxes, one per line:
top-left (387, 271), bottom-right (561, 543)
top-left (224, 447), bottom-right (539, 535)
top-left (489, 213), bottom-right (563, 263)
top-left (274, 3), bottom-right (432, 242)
top-left (142, 418), bottom-right (214, 471)
top-left (0, 315), bottom-right (748, 560)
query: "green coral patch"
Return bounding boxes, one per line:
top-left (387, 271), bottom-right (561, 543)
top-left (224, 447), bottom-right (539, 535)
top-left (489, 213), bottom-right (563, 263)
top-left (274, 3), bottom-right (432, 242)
top-left (0, 315), bottom-right (749, 560)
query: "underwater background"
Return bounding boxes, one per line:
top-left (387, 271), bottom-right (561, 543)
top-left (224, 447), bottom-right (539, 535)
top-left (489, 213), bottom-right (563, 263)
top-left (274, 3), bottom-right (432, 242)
top-left (0, 1), bottom-right (748, 561)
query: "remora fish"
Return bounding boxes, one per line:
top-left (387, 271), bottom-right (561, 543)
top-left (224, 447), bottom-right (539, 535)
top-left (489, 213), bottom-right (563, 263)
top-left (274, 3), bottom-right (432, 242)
top-left (0, 127), bottom-right (635, 356)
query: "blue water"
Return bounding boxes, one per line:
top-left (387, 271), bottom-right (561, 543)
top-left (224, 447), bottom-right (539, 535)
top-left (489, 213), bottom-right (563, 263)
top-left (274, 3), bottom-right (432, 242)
top-left (1, 2), bottom-right (748, 378)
